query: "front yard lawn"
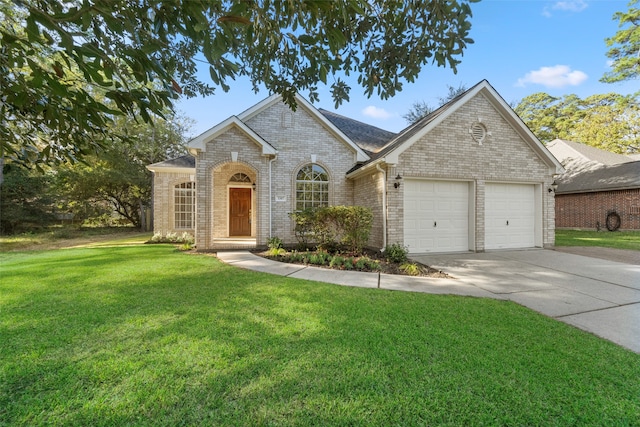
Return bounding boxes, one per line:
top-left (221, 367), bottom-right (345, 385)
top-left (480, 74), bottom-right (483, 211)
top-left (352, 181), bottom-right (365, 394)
top-left (1, 245), bottom-right (639, 425)
top-left (556, 229), bottom-right (640, 251)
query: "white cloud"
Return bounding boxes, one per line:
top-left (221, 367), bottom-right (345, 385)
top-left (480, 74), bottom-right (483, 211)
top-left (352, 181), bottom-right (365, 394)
top-left (553, 0), bottom-right (588, 12)
top-left (516, 65), bottom-right (588, 88)
top-left (362, 105), bottom-right (392, 120)
top-left (542, 0), bottom-right (588, 17)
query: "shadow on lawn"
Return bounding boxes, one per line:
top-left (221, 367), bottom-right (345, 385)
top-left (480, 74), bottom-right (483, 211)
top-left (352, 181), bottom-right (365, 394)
top-left (2, 246), bottom-right (639, 425)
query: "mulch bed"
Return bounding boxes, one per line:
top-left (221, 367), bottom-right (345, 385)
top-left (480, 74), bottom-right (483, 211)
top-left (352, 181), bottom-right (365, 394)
top-left (254, 249), bottom-right (450, 278)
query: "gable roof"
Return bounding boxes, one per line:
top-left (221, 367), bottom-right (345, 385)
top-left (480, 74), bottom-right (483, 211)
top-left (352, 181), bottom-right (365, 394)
top-left (547, 139), bottom-right (633, 166)
top-left (318, 109), bottom-right (396, 155)
top-left (556, 160), bottom-right (640, 194)
top-left (347, 80), bottom-right (564, 176)
top-left (238, 94), bottom-right (370, 162)
top-left (187, 116), bottom-right (277, 156)
top-left (147, 154), bottom-right (195, 173)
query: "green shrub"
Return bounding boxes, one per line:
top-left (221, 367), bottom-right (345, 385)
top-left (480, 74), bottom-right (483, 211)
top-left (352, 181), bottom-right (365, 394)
top-left (289, 252), bottom-right (304, 263)
top-left (268, 247), bottom-right (287, 257)
top-left (267, 236), bottom-right (283, 250)
top-left (148, 232), bottom-right (194, 245)
top-left (355, 256), bottom-right (379, 271)
top-left (343, 258), bottom-right (354, 270)
top-left (400, 262), bottom-right (420, 276)
top-left (288, 209), bottom-right (316, 246)
top-left (329, 255), bottom-right (345, 268)
top-left (384, 243), bottom-right (409, 264)
top-left (290, 206), bottom-right (373, 254)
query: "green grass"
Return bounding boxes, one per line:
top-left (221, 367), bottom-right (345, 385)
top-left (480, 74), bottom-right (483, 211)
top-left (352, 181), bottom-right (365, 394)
top-left (1, 245), bottom-right (639, 425)
top-left (0, 227), bottom-right (150, 252)
top-left (556, 229), bottom-right (640, 251)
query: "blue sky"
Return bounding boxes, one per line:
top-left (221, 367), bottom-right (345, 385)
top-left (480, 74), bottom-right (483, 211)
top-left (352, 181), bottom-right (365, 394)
top-left (177, 0), bottom-right (638, 137)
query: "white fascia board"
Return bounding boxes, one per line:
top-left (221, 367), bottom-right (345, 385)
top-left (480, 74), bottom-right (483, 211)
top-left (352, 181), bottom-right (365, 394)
top-left (187, 116), bottom-right (277, 156)
top-left (146, 165), bottom-right (195, 174)
top-left (486, 89), bottom-right (565, 174)
top-left (237, 94), bottom-right (282, 121)
top-left (345, 158), bottom-right (386, 179)
top-left (238, 93), bottom-right (370, 163)
top-left (381, 80), bottom-right (564, 174)
top-left (293, 95), bottom-right (370, 163)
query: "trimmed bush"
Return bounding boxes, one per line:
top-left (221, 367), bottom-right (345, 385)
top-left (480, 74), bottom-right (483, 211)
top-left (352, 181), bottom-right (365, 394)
top-left (384, 243), bottom-right (409, 264)
top-left (290, 206), bottom-right (373, 254)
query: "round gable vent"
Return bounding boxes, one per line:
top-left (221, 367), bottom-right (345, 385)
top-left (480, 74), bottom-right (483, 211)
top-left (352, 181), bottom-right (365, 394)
top-left (470, 122), bottom-right (487, 145)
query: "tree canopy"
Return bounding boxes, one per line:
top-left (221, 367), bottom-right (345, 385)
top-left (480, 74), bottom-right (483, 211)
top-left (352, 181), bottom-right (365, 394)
top-left (402, 83), bottom-right (467, 124)
top-left (601, 0), bottom-right (640, 83)
top-left (1, 0), bottom-right (478, 166)
top-left (515, 92), bottom-right (640, 154)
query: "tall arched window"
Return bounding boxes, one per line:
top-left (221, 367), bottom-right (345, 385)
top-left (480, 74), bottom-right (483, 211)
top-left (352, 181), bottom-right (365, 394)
top-left (295, 164), bottom-right (329, 210)
top-left (174, 182), bottom-right (195, 229)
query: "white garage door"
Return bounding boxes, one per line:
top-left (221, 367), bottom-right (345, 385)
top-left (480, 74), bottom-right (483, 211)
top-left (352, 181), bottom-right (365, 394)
top-left (404, 180), bottom-right (469, 253)
top-left (485, 183), bottom-right (535, 249)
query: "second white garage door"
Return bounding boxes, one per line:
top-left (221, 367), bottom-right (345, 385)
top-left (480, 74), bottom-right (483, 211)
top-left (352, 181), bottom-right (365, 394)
top-left (404, 180), bottom-right (469, 253)
top-left (485, 183), bottom-right (536, 249)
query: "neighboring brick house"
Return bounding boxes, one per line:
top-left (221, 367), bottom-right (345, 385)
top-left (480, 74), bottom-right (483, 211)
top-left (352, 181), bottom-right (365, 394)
top-left (547, 139), bottom-right (640, 230)
top-left (147, 80), bottom-right (563, 253)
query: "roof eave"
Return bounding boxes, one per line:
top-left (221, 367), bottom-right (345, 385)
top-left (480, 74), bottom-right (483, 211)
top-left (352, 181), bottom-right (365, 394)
top-left (187, 116), bottom-right (277, 156)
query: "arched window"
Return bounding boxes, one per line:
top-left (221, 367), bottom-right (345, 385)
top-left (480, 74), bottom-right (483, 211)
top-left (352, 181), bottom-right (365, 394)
top-left (174, 182), bottom-right (195, 229)
top-left (229, 173), bottom-right (252, 183)
top-left (295, 164), bottom-right (329, 210)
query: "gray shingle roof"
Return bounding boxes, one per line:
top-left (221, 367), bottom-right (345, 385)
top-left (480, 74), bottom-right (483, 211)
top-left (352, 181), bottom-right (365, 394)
top-left (318, 109), bottom-right (396, 154)
top-left (352, 80), bottom-right (485, 164)
top-left (547, 139), bottom-right (633, 166)
top-left (148, 154), bottom-right (195, 169)
top-left (556, 160), bottom-right (640, 194)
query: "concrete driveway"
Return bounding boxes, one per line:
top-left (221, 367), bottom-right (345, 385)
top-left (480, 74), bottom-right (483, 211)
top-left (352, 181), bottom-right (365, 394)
top-left (411, 249), bottom-right (640, 353)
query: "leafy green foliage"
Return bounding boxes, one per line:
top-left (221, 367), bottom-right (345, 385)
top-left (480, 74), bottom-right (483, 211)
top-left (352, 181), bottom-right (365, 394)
top-left (515, 92), bottom-right (640, 153)
top-left (0, 166), bottom-right (55, 233)
top-left (53, 113), bottom-right (189, 228)
top-left (384, 243), bottom-right (409, 264)
top-left (1, 0), bottom-right (478, 166)
top-left (403, 83), bottom-right (468, 124)
top-left (267, 236), bottom-right (283, 250)
top-left (399, 262), bottom-right (421, 276)
top-left (290, 206), bottom-right (373, 254)
top-left (601, 0), bottom-right (640, 83)
top-left (2, 245), bottom-right (639, 425)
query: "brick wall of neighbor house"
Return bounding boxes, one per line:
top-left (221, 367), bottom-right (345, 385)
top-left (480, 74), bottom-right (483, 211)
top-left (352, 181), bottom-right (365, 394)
top-left (151, 171), bottom-right (195, 236)
top-left (353, 169), bottom-right (386, 250)
top-left (393, 93), bottom-right (556, 250)
top-left (556, 189), bottom-right (640, 230)
top-left (195, 102), bottom-right (359, 249)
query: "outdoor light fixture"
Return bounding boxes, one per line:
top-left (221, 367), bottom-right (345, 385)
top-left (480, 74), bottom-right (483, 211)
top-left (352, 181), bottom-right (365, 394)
top-left (252, 183), bottom-right (256, 190)
top-left (394, 173), bottom-right (402, 189)
top-left (548, 180), bottom-right (558, 193)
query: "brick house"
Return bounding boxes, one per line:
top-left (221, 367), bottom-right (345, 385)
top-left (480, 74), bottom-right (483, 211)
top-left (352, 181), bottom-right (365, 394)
top-left (147, 80), bottom-right (563, 253)
top-left (547, 139), bottom-right (640, 230)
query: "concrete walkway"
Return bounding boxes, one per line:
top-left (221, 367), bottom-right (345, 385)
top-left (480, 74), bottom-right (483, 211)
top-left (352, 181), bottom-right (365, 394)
top-left (216, 250), bottom-right (640, 353)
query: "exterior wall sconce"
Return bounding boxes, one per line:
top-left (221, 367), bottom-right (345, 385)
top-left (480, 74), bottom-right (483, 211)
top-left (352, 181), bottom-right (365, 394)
top-left (548, 180), bottom-right (558, 193)
top-left (252, 183), bottom-right (256, 190)
top-left (394, 173), bottom-right (402, 189)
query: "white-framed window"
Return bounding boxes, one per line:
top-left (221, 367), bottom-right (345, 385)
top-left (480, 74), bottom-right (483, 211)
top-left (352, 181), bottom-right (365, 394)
top-left (295, 164), bottom-right (329, 210)
top-left (174, 182), bottom-right (195, 229)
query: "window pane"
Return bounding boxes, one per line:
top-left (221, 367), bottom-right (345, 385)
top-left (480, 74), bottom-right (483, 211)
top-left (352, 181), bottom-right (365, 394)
top-left (174, 181), bottom-right (195, 229)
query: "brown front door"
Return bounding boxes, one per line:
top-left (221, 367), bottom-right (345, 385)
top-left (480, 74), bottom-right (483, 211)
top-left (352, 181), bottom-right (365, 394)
top-left (229, 188), bottom-right (251, 236)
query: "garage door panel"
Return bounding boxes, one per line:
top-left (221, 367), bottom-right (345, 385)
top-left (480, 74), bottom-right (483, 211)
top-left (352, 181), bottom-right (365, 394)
top-left (404, 180), bottom-right (469, 253)
top-left (485, 183), bottom-right (535, 250)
